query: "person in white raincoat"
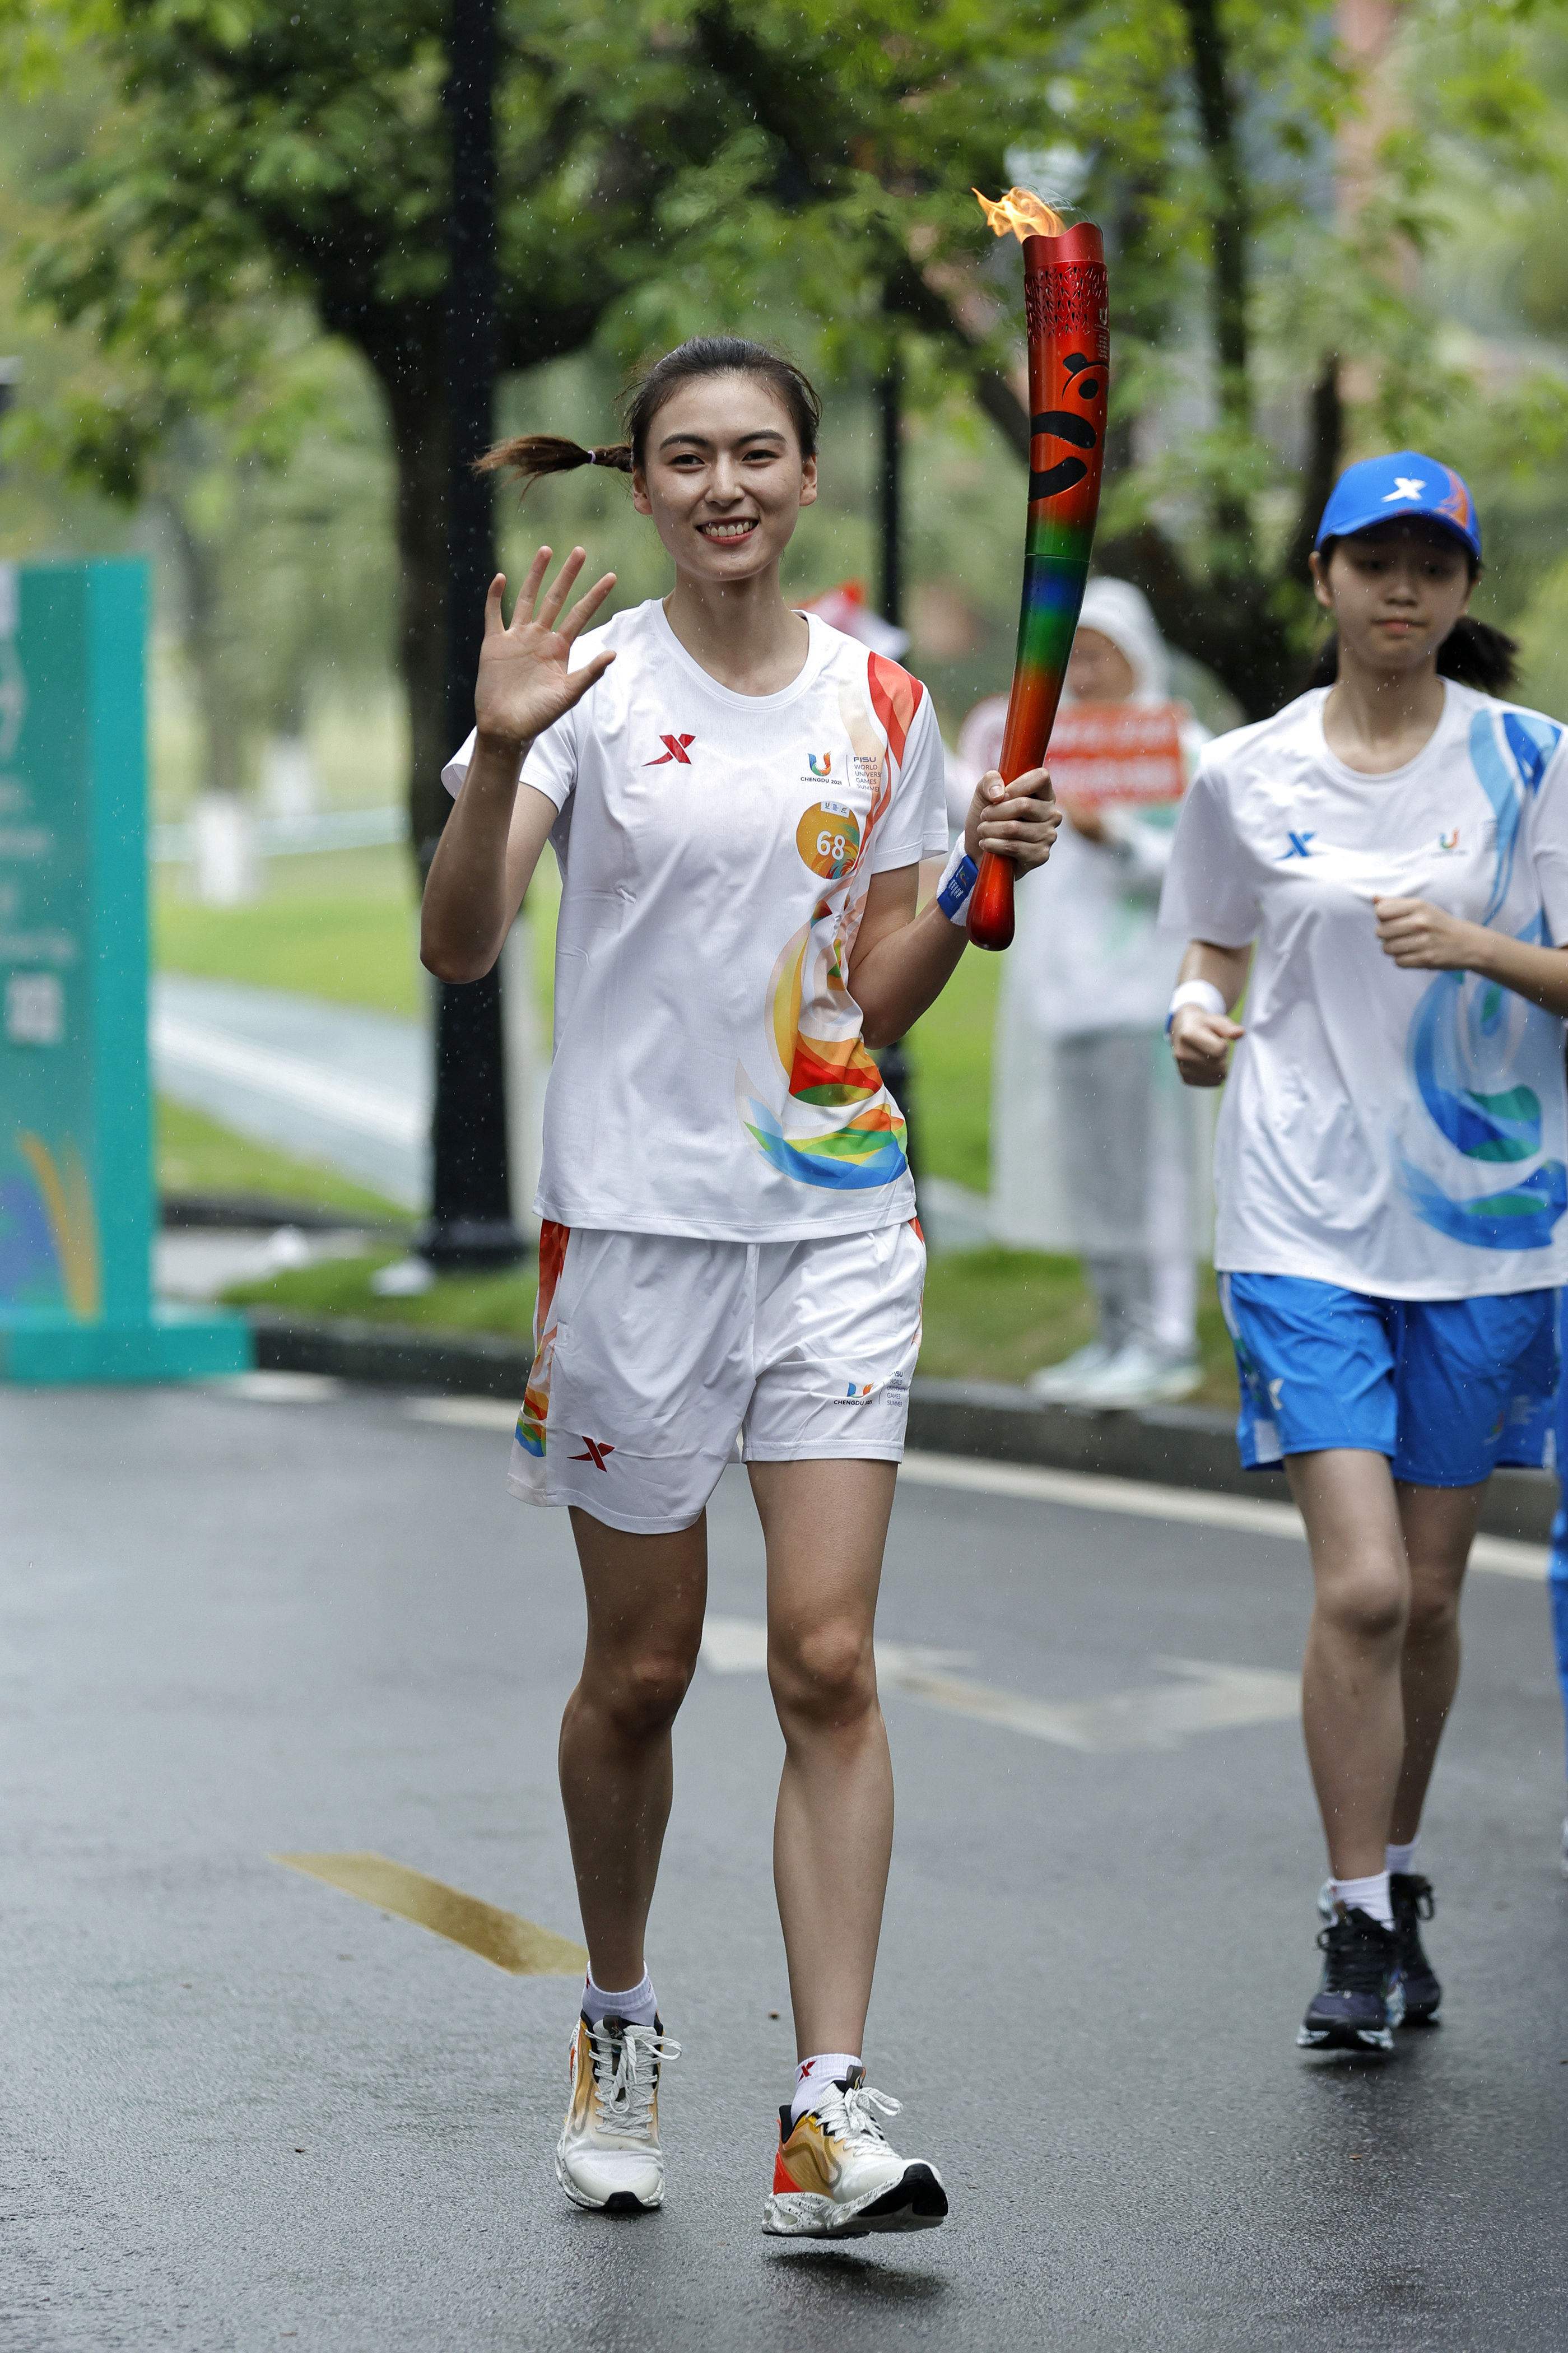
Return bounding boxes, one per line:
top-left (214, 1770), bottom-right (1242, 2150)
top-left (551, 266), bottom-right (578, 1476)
top-left (960, 578), bottom-right (1213, 1407)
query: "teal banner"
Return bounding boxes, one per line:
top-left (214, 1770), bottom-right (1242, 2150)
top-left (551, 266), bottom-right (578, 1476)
top-left (0, 559), bottom-right (250, 1381)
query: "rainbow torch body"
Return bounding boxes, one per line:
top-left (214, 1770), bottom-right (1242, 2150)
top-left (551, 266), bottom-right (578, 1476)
top-left (969, 199), bottom-right (1110, 950)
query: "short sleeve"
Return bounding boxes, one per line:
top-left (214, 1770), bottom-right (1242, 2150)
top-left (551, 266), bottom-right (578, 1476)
top-left (1157, 758), bottom-right (1262, 945)
top-left (439, 703), bottom-right (580, 810)
top-left (870, 683), bottom-right (949, 872)
top-left (1523, 728), bottom-right (1568, 947)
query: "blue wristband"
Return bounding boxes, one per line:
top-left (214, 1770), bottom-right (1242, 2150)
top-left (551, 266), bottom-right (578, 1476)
top-left (937, 853), bottom-right (978, 924)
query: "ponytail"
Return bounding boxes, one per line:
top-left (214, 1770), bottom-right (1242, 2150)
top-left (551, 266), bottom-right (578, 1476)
top-left (476, 434), bottom-right (634, 495)
top-left (1306, 616), bottom-right (1520, 699)
top-left (478, 336), bottom-right (823, 495)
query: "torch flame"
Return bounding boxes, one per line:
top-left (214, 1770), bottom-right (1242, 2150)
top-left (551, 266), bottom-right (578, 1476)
top-left (973, 186), bottom-right (1067, 243)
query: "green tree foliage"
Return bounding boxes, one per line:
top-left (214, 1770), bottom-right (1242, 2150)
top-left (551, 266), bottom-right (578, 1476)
top-left (6, 0), bottom-right (1567, 808)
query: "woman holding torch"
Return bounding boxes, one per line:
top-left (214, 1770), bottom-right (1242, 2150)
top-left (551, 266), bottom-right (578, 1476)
top-left (421, 337), bottom-right (1058, 2229)
top-left (1161, 453), bottom-right (1568, 2052)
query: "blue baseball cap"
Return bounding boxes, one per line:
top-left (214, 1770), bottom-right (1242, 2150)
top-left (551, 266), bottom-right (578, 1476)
top-left (1315, 450), bottom-right (1481, 564)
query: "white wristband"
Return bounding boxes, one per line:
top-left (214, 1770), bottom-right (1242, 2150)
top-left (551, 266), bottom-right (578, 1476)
top-left (935, 839), bottom-right (979, 927)
top-left (1165, 979), bottom-right (1226, 1034)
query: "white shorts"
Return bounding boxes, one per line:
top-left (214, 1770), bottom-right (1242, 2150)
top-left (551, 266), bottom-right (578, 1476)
top-left (509, 1220), bottom-right (927, 1534)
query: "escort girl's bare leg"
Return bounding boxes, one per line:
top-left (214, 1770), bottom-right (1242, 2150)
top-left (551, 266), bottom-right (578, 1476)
top-left (1287, 1449), bottom-right (1483, 1876)
top-left (558, 1510), bottom-right (709, 1990)
top-left (1389, 1477), bottom-right (1485, 1845)
top-left (751, 1457), bottom-right (898, 2061)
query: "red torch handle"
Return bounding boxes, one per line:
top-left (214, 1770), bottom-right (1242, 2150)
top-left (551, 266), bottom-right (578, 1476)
top-left (968, 219), bottom-right (1108, 951)
top-left (967, 847), bottom-right (1016, 950)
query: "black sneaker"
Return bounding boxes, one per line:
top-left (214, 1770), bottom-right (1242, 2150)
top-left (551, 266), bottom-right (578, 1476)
top-left (1297, 1903), bottom-right (1405, 2053)
top-left (1390, 1873), bottom-right (1441, 2024)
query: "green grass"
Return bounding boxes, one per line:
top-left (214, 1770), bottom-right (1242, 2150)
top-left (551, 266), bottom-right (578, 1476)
top-left (155, 846), bottom-right (426, 1017)
top-left (223, 1238), bottom-right (1239, 1406)
top-left (153, 843), bottom-right (563, 1022)
top-left (224, 1249), bottom-right (538, 1334)
top-left (157, 1098), bottom-right (406, 1222)
top-left (905, 950), bottom-right (1000, 1192)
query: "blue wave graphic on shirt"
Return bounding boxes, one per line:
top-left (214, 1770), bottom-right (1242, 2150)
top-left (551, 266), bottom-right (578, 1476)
top-left (1401, 1157), bottom-right (1567, 1250)
top-left (1502, 709), bottom-right (1561, 796)
top-left (1468, 705), bottom-right (1562, 923)
top-left (1468, 710), bottom-right (1524, 924)
top-left (1403, 929), bottom-right (1566, 1249)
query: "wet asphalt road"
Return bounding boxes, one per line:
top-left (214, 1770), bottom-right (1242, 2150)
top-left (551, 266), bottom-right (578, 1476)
top-left (2, 1379), bottom-right (1565, 2352)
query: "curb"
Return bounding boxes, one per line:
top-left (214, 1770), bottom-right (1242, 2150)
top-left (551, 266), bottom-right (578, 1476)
top-left (246, 1312), bottom-right (1560, 1547)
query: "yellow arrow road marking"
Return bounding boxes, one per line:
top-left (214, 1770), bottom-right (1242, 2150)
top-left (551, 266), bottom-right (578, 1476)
top-left (272, 1852), bottom-right (586, 1976)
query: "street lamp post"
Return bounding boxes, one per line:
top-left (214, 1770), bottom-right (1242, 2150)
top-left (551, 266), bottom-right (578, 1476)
top-left (423, 0), bottom-right (525, 1271)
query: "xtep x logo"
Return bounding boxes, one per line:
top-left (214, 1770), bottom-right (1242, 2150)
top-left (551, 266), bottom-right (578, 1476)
top-left (570, 1438), bottom-right (615, 1471)
top-left (1382, 476), bottom-right (1426, 504)
top-left (646, 734), bottom-right (695, 766)
top-left (1279, 831), bottom-right (1316, 859)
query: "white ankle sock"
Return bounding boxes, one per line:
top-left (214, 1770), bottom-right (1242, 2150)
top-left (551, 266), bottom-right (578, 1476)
top-left (1329, 1871), bottom-right (1393, 1930)
top-left (790, 2053), bottom-right (859, 2123)
top-left (582, 1969), bottom-right (658, 2028)
top-left (1385, 1837), bottom-right (1420, 1877)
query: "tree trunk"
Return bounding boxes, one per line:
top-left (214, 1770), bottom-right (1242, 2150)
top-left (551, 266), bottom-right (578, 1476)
top-left (160, 490), bottom-right (246, 802)
top-left (383, 358), bottom-right (452, 872)
top-left (1180, 0), bottom-right (1253, 552)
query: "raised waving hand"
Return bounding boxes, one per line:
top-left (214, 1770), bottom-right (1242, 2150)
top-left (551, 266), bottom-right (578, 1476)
top-left (474, 546), bottom-right (618, 749)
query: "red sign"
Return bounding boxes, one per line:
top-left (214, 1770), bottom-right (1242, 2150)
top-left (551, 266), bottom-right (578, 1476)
top-left (1045, 702), bottom-right (1186, 805)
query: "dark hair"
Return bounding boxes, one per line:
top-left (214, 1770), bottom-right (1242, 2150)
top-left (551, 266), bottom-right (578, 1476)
top-left (1308, 526), bottom-right (1516, 695)
top-left (1306, 617), bottom-right (1519, 696)
top-left (478, 338), bottom-right (823, 494)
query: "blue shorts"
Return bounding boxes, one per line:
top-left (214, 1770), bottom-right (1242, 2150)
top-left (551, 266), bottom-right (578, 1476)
top-left (1219, 1272), bottom-right (1558, 1487)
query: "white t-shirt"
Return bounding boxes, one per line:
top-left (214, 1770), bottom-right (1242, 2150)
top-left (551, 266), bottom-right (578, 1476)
top-left (1159, 681), bottom-right (1568, 1298)
top-left (443, 599), bottom-right (947, 1240)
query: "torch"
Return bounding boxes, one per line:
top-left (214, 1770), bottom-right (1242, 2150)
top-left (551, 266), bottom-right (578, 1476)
top-left (967, 189), bottom-right (1110, 951)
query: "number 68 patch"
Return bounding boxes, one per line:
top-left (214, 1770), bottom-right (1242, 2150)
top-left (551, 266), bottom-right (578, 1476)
top-left (796, 799), bottom-right (862, 880)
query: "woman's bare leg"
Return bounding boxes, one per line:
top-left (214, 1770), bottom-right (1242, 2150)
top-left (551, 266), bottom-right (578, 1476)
top-left (557, 1508), bottom-right (708, 1990)
top-left (750, 1457), bottom-right (897, 2061)
top-left (1389, 1480), bottom-right (1483, 1845)
top-left (1287, 1449), bottom-right (1409, 1880)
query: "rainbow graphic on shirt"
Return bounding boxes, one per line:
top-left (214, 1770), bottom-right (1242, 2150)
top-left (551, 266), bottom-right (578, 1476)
top-left (738, 653), bottom-right (920, 1193)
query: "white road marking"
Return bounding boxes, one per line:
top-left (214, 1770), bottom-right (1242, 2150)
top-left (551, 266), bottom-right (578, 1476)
top-left (392, 1420), bottom-right (1551, 1581)
top-left (899, 1450), bottom-right (1549, 1582)
top-left (212, 1371), bottom-right (346, 1403)
top-left (407, 1397), bottom-right (520, 1430)
top-left (152, 1008), bottom-right (425, 1147)
top-left (700, 1612), bottom-right (1299, 1751)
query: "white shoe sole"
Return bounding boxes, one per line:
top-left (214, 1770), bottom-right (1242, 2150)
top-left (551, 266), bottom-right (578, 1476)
top-left (555, 2149), bottom-right (664, 2214)
top-left (762, 2165), bottom-right (948, 2238)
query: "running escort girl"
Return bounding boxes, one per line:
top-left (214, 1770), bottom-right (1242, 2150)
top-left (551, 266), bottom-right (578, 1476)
top-left (1161, 452), bottom-right (1568, 2053)
top-left (421, 340), bottom-right (1058, 2226)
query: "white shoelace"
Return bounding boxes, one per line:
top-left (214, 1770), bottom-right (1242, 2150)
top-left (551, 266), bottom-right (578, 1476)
top-left (587, 2022), bottom-right (680, 2140)
top-left (814, 2079), bottom-right (901, 2151)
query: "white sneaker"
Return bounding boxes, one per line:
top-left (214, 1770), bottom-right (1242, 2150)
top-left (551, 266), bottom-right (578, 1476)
top-left (556, 2012), bottom-right (678, 2214)
top-left (763, 2069), bottom-right (948, 2238)
top-left (1074, 1339), bottom-right (1202, 1409)
top-left (1027, 1341), bottom-right (1115, 1401)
